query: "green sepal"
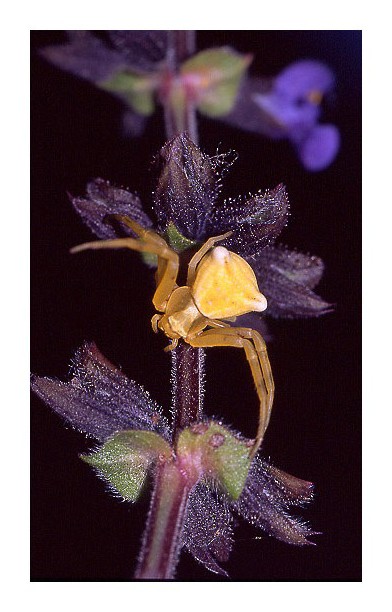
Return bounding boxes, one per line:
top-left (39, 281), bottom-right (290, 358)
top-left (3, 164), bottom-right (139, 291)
top-left (99, 71), bottom-right (157, 116)
top-left (81, 430), bottom-right (172, 502)
top-left (140, 224), bottom-right (196, 266)
top-left (177, 421), bottom-right (251, 500)
top-left (165, 222), bottom-right (198, 253)
top-left (181, 48), bottom-right (252, 117)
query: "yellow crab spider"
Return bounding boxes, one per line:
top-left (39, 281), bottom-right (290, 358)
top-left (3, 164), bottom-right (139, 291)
top-left (71, 215), bottom-right (274, 458)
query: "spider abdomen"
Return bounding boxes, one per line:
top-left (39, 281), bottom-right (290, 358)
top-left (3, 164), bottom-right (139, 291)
top-left (192, 246), bottom-right (267, 319)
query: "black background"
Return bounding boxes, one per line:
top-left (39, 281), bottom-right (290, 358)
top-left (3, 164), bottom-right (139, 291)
top-left (31, 31), bottom-right (361, 581)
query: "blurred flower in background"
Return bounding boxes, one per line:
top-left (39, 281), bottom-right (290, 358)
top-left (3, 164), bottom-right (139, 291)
top-left (225, 60), bottom-right (340, 171)
top-left (254, 61), bottom-right (340, 171)
top-left (41, 32), bottom-right (340, 171)
top-left (41, 31), bottom-right (251, 136)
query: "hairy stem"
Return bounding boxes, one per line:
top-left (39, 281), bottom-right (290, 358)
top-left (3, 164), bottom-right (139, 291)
top-left (134, 461), bottom-right (193, 580)
top-left (168, 30), bottom-right (196, 66)
top-left (164, 30), bottom-right (198, 144)
top-left (164, 31), bottom-right (203, 440)
top-left (135, 31), bottom-right (203, 580)
top-left (171, 344), bottom-right (205, 439)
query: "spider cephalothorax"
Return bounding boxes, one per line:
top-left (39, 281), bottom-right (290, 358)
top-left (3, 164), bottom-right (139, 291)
top-left (71, 215), bottom-right (274, 458)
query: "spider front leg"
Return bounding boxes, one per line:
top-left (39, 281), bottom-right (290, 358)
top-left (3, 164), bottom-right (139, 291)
top-left (187, 326), bottom-right (274, 458)
top-left (187, 231), bottom-right (232, 286)
top-left (70, 217), bottom-right (179, 311)
top-left (108, 215), bottom-right (169, 293)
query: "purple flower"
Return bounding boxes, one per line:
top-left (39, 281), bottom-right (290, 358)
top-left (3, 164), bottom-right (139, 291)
top-left (40, 34), bottom-right (340, 170)
top-left (253, 60), bottom-right (340, 171)
top-left (223, 60), bottom-right (340, 171)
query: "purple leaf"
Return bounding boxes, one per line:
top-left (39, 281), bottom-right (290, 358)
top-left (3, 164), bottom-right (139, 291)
top-left (232, 312), bottom-right (272, 342)
top-left (31, 342), bottom-right (170, 441)
top-left (153, 133), bottom-right (230, 240)
top-left (108, 31), bottom-right (168, 71)
top-left (257, 244), bottom-right (325, 289)
top-left (71, 178), bottom-right (153, 240)
top-left (264, 464), bottom-right (315, 506)
top-left (218, 77), bottom-right (279, 136)
top-left (251, 245), bottom-right (333, 318)
top-left (209, 183), bottom-right (289, 258)
top-left (41, 31), bottom-right (169, 83)
top-left (234, 457), bottom-right (316, 546)
top-left (182, 483), bottom-right (234, 576)
top-left (40, 32), bottom-right (127, 83)
top-left (182, 456), bottom-right (317, 576)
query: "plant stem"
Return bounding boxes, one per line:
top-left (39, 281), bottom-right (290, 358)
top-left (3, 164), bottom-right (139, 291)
top-left (163, 30), bottom-right (203, 441)
top-left (169, 30), bottom-right (196, 66)
top-left (135, 31), bottom-right (204, 580)
top-left (171, 343), bottom-right (205, 439)
top-left (134, 460), bottom-right (193, 580)
top-left (163, 30), bottom-right (199, 145)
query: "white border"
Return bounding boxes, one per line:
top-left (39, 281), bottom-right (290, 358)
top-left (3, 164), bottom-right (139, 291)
top-left (4, 4), bottom-right (389, 609)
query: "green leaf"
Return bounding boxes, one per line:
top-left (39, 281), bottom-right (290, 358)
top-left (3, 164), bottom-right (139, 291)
top-left (165, 222), bottom-right (198, 253)
top-left (177, 422), bottom-right (251, 500)
top-left (181, 48), bottom-right (252, 117)
top-left (81, 430), bottom-right (172, 502)
top-left (99, 71), bottom-right (157, 116)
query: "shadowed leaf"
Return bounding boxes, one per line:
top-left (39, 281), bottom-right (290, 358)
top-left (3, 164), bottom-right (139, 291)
top-left (31, 342), bottom-right (170, 441)
top-left (71, 178), bottom-right (153, 240)
top-left (252, 245), bottom-right (333, 317)
top-left (41, 30), bottom-right (169, 83)
top-left (182, 483), bottom-right (234, 577)
top-left (182, 455), bottom-right (316, 577)
top-left (154, 133), bottom-right (223, 240)
top-left (221, 76), bottom-right (286, 138)
top-left (107, 31), bottom-right (168, 71)
top-left (265, 464), bottom-right (315, 505)
top-left (234, 457), bottom-right (316, 545)
top-left (208, 183), bottom-right (289, 257)
top-left (40, 31), bottom-right (127, 83)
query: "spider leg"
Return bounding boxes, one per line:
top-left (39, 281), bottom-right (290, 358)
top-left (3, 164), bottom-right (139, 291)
top-left (216, 326), bottom-right (274, 457)
top-left (163, 338), bottom-right (179, 352)
top-left (103, 216), bottom-right (181, 308)
top-left (151, 314), bottom-right (162, 333)
top-left (187, 326), bottom-right (274, 458)
top-left (71, 233), bottom-right (179, 312)
top-left (187, 231), bottom-right (233, 286)
top-left (108, 215), bottom-right (168, 248)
